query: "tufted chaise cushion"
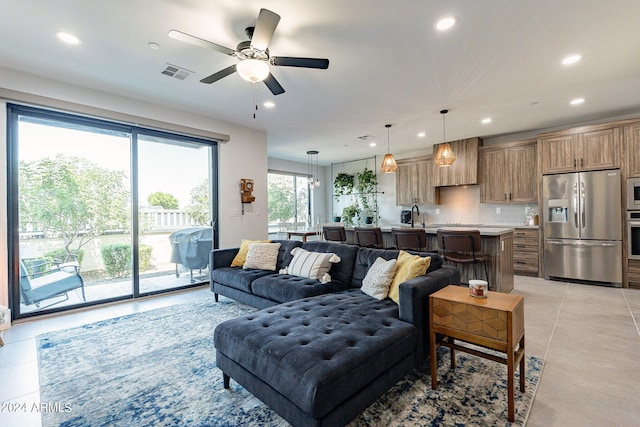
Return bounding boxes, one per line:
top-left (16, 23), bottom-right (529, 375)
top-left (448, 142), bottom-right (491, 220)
top-left (214, 290), bottom-right (417, 419)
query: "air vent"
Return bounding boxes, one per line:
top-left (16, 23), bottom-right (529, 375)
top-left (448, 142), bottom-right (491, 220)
top-left (161, 63), bottom-right (194, 80)
top-left (357, 135), bottom-right (375, 141)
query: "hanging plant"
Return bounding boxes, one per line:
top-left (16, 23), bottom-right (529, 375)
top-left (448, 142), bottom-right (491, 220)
top-left (356, 167), bottom-right (377, 194)
top-left (334, 172), bottom-right (355, 198)
top-left (356, 167), bottom-right (378, 220)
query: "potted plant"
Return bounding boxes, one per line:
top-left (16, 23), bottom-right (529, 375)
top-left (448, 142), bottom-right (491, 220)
top-left (333, 172), bottom-right (355, 201)
top-left (341, 204), bottom-right (360, 227)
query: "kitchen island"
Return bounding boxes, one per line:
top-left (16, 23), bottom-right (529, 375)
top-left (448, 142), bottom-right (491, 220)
top-left (346, 225), bottom-right (514, 293)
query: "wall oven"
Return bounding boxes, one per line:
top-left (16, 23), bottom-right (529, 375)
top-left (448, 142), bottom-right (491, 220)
top-left (628, 211), bottom-right (640, 260)
top-left (627, 177), bottom-right (640, 210)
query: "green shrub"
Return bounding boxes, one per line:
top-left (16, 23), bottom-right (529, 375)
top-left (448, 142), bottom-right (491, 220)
top-left (100, 244), bottom-right (153, 278)
top-left (44, 248), bottom-right (85, 264)
top-left (101, 244), bottom-right (131, 278)
top-left (139, 244), bottom-right (153, 272)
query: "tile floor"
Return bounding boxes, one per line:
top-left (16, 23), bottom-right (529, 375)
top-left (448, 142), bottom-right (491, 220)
top-left (1, 277), bottom-right (639, 426)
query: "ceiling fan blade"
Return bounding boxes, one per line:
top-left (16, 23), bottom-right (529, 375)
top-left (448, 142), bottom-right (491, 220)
top-left (263, 73), bottom-right (285, 95)
top-left (168, 29), bottom-right (236, 56)
top-left (270, 56), bottom-right (330, 69)
top-left (250, 9), bottom-right (280, 52)
top-left (200, 64), bottom-right (237, 84)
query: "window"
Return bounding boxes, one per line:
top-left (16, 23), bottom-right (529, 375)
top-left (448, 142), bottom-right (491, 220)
top-left (267, 171), bottom-right (311, 236)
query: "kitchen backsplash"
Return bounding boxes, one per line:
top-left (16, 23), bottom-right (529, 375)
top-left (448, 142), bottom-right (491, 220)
top-left (409, 185), bottom-right (537, 226)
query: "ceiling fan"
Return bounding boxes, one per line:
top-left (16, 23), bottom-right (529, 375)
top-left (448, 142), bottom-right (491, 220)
top-left (168, 8), bottom-right (329, 95)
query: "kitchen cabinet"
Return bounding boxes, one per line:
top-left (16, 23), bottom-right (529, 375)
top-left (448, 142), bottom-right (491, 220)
top-left (625, 121), bottom-right (640, 178)
top-left (432, 137), bottom-right (481, 187)
top-left (480, 140), bottom-right (537, 203)
top-left (396, 155), bottom-right (439, 205)
top-left (628, 260), bottom-right (640, 289)
top-left (513, 227), bottom-right (539, 276)
top-left (539, 126), bottom-right (620, 174)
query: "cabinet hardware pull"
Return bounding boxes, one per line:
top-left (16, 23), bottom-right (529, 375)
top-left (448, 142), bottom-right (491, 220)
top-left (574, 159), bottom-right (577, 167)
top-left (581, 158), bottom-right (584, 167)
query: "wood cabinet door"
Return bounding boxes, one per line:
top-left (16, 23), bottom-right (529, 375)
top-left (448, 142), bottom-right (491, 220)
top-left (416, 157), bottom-right (438, 204)
top-left (541, 135), bottom-right (577, 174)
top-left (396, 161), bottom-right (416, 205)
top-left (508, 144), bottom-right (537, 202)
top-left (480, 149), bottom-right (507, 203)
top-left (626, 123), bottom-right (640, 177)
top-left (578, 128), bottom-right (619, 171)
top-left (432, 137), bottom-right (480, 186)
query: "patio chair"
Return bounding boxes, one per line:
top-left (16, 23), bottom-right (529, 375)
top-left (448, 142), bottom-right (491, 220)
top-left (19, 257), bottom-right (86, 308)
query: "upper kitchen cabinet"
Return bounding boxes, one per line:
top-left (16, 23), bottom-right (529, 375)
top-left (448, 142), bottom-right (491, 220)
top-left (480, 140), bottom-right (537, 203)
top-left (432, 137), bottom-right (481, 186)
top-left (539, 125), bottom-right (620, 174)
top-left (625, 121), bottom-right (640, 177)
top-left (396, 155), bottom-right (439, 205)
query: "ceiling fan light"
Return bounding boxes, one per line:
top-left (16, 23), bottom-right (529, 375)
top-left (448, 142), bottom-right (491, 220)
top-left (236, 59), bottom-right (270, 82)
top-left (434, 143), bottom-right (456, 167)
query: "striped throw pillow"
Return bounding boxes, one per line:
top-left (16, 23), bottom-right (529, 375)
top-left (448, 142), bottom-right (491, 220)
top-left (280, 247), bottom-right (341, 283)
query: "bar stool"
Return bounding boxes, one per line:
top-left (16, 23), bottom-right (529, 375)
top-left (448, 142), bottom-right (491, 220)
top-left (391, 228), bottom-right (426, 251)
top-left (437, 229), bottom-right (489, 281)
top-left (322, 226), bottom-right (347, 243)
top-left (354, 227), bottom-right (384, 248)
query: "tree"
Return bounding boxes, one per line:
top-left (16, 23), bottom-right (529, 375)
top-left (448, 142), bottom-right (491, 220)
top-left (147, 191), bottom-right (179, 210)
top-left (19, 155), bottom-right (129, 259)
top-left (185, 179), bottom-right (210, 226)
top-left (268, 174), bottom-right (295, 223)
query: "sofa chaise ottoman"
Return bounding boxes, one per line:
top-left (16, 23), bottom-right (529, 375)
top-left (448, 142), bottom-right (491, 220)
top-left (214, 291), bottom-right (418, 427)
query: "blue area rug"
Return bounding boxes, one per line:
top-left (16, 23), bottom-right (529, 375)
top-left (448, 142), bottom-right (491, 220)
top-left (37, 298), bottom-right (543, 426)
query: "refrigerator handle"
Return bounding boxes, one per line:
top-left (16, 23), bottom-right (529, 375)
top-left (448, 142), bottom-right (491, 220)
top-left (573, 183), bottom-right (578, 228)
top-left (580, 181), bottom-right (586, 229)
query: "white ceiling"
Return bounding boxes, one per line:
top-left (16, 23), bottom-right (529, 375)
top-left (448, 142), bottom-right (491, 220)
top-left (2, 0), bottom-right (640, 165)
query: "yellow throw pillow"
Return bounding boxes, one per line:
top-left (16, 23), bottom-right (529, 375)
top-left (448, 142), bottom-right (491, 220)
top-left (388, 250), bottom-right (431, 304)
top-left (230, 239), bottom-right (271, 267)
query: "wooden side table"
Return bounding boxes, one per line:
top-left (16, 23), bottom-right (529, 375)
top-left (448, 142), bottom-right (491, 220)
top-left (429, 285), bottom-right (525, 422)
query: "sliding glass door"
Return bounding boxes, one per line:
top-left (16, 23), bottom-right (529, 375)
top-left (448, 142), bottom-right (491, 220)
top-left (137, 133), bottom-right (213, 293)
top-left (8, 105), bottom-right (217, 319)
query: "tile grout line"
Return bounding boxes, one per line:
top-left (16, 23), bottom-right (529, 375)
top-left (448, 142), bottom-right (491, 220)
top-left (541, 281), bottom-right (567, 362)
top-left (621, 289), bottom-right (640, 337)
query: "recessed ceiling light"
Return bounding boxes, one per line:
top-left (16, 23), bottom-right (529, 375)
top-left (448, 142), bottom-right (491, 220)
top-left (481, 118), bottom-right (492, 124)
top-left (436, 17), bottom-right (456, 31)
top-left (148, 42), bottom-right (160, 50)
top-left (417, 132), bottom-right (426, 138)
top-left (55, 31), bottom-right (82, 45)
top-left (263, 101), bottom-right (275, 108)
top-left (562, 54), bottom-right (582, 65)
top-left (369, 142), bottom-right (377, 147)
top-left (570, 98), bottom-right (585, 105)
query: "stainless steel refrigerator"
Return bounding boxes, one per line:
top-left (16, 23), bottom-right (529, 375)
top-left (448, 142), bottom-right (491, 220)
top-left (543, 169), bottom-right (622, 286)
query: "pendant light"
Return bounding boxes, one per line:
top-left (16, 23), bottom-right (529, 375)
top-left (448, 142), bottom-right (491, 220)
top-left (307, 150), bottom-right (320, 189)
top-left (434, 109), bottom-right (456, 167)
top-left (380, 124), bottom-right (398, 173)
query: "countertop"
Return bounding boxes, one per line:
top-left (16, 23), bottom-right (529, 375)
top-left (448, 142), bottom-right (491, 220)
top-left (373, 225), bottom-right (515, 236)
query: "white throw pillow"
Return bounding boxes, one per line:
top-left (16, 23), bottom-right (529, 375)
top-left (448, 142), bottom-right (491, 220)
top-left (361, 257), bottom-right (398, 300)
top-left (243, 242), bottom-right (281, 271)
top-left (279, 247), bottom-right (341, 283)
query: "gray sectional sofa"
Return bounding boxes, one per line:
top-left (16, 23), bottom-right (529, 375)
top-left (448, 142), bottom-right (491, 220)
top-left (210, 240), bottom-right (460, 427)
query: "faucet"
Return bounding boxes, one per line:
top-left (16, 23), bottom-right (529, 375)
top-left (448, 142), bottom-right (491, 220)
top-left (411, 205), bottom-right (419, 228)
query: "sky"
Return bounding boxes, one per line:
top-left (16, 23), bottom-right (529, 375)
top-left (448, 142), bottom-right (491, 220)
top-left (18, 120), bottom-right (211, 208)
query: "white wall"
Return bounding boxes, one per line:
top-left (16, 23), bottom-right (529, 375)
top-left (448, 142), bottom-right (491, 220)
top-left (0, 69), bottom-right (269, 308)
